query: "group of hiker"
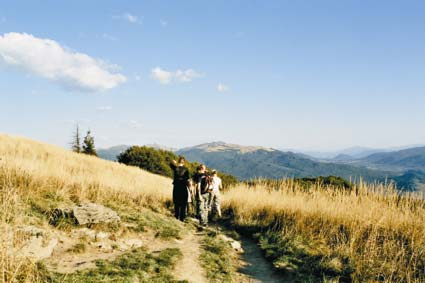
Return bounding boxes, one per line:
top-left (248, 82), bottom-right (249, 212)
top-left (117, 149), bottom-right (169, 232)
top-left (170, 157), bottom-right (222, 226)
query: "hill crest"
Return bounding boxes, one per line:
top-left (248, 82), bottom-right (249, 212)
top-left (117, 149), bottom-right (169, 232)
top-left (179, 141), bottom-right (276, 154)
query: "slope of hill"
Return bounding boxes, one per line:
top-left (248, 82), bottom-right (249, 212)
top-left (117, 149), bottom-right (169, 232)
top-left (2, 135), bottom-right (424, 282)
top-left (352, 146), bottom-right (425, 172)
top-left (0, 135), bottom-right (194, 282)
top-left (0, 135), bottom-right (292, 283)
top-left (177, 142), bottom-right (389, 182)
top-left (390, 170), bottom-right (425, 193)
top-left (292, 146), bottom-right (388, 160)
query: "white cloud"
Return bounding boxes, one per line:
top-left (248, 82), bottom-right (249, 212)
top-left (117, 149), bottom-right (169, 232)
top-left (160, 19), bottom-right (168, 27)
top-left (217, 83), bottom-right (229, 92)
top-left (96, 106), bottom-right (113, 111)
top-left (151, 67), bottom-right (173, 84)
top-left (113, 13), bottom-right (139, 24)
top-left (0, 32), bottom-right (127, 92)
top-left (151, 67), bottom-right (203, 85)
top-left (125, 13), bottom-right (138, 23)
top-left (175, 69), bottom-right (203, 82)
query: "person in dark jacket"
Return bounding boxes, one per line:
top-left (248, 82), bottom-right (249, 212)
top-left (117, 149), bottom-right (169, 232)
top-left (194, 164), bottom-right (211, 226)
top-left (170, 157), bottom-right (190, 221)
top-left (192, 164), bottom-right (207, 221)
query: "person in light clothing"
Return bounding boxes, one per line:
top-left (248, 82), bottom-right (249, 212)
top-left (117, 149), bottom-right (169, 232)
top-left (208, 170), bottom-right (222, 218)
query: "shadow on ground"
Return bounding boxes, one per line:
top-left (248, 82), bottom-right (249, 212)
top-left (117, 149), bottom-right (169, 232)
top-left (237, 236), bottom-right (293, 283)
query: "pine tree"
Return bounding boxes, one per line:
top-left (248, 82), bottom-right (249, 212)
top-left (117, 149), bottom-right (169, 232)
top-left (82, 130), bottom-right (97, 156)
top-left (71, 124), bottom-right (81, 153)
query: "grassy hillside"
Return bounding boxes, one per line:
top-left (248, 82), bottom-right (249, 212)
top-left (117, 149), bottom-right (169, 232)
top-left (222, 180), bottom-right (425, 282)
top-left (0, 135), bottom-right (179, 282)
top-left (2, 135), bottom-right (424, 282)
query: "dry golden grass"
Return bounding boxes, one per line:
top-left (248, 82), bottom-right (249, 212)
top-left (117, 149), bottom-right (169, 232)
top-left (222, 180), bottom-right (425, 282)
top-left (0, 134), bottom-right (173, 282)
top-left (2, 134), bottom-right (425, 282)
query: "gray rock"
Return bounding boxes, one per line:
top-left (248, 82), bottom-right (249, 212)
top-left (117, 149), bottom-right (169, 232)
top-left (73, 203), bottom-right (121, 225)
top-left (17, 234), bottom-right (58, 260)
top-left (50, 203), bottom-right (121, 227)
top-left (230, 241), bottom-right (243, 252)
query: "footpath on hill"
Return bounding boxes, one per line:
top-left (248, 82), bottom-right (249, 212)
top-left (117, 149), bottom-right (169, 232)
top-left (158, 216), bottom-right (293, 283)
top-left (202, 222), bottom-right (292, 283)
top-left (236, 236), bottom-right (291, 283)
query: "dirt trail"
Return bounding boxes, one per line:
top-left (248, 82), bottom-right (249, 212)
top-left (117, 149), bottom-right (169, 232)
top-left (204, 223), bottom-right (291, 283)
top-left (235, 236), bottom-right (292, 283)
top-left (45, 220), bottom-right (286, 283)
top-left (145, 226), bottom-right (207, 283)
top-left (171, 232), bottom-right (206, 283)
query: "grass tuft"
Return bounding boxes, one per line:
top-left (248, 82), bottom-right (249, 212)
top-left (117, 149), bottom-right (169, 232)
top-left (200, 231), bottom-right (235, 282)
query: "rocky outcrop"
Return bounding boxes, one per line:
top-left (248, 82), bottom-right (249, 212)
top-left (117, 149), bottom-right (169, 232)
top-left (73, 203), bottom-right (120, 225)
top-left (15, 225), bottom-right (58, 261)
top-left (219, 234), bottom-right (244, 252)
top-left (50, 203), bottom-right (121, 226)
top-left (18, 236), bottom-right (58, 260)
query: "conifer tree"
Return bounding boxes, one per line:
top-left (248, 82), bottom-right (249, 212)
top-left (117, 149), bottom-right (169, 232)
top-left (71, 124), bottom-right (81, 153)
top-left (82, 130), bottom-right (97, 156)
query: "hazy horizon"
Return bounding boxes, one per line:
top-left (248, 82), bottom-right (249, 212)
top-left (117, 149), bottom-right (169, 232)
top-left (84, 138), bottom-right (425, 154)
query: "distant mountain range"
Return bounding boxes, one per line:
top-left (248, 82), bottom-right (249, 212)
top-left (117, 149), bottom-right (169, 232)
top-left (292, 144), bottom-right (425, 161)
top-left (290, 146), bottom-right (389, 160)
top-left (348, 146), bottom-right (425, 172)
top-left (176, 142), bottom-right (389, 182)
top-left (98, 142), bottom-right (425, 192)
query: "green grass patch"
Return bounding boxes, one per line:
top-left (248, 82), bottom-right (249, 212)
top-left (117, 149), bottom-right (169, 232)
top-left (200, 230), bottom-right (235, 282)
top-left (119, 207), bottom-right (183, 240)
top-left (40, 248), bottom-right (185, 283)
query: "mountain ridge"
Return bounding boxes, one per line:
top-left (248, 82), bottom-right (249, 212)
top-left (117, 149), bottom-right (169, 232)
top-left (176, 142), bottom-right (390, 182)
top-left (98, 141), bottom-right (425, 191)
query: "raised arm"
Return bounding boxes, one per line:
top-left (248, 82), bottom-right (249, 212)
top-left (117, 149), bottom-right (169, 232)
top-left (170, 160), bottom-right (177, 169)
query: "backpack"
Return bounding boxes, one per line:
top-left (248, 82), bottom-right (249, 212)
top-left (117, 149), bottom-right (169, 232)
top-left (200, 175), bottom-right (214, 194)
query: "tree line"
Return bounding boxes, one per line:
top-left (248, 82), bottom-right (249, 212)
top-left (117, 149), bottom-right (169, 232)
top-left (71, 125), bottom-right (97, 156)
top-left (69, 125), bottom-right (238, 188)
top-left (117, 146), bottom-right (239, 188)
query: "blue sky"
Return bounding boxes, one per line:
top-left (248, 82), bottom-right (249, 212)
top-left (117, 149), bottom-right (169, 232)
top-left (0, 0), bottom-right (424, 150)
